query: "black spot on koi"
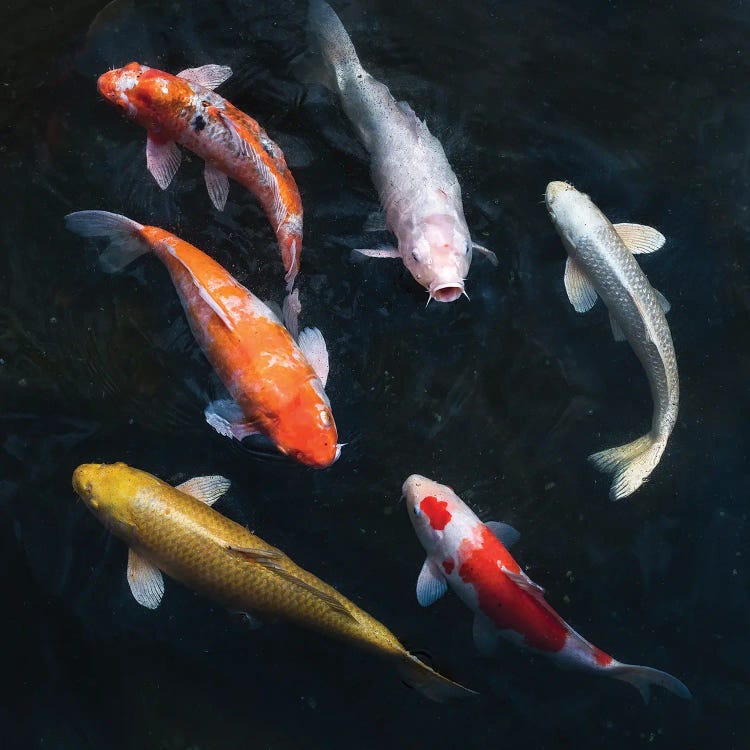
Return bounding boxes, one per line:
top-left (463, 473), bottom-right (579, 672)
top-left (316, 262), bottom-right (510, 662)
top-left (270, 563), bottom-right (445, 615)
top-left (193, 115), bottom-right (206, 131)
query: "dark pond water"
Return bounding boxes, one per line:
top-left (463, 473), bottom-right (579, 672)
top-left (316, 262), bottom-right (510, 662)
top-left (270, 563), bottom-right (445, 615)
top-left (2, 0), bottom-right (749, 747)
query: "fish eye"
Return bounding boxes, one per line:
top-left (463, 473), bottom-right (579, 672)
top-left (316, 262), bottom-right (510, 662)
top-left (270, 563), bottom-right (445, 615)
top-left (201, 100), bottom-right (210, 108)
top-left (411, 248), bottom-right (420, 262)
top-left (413, 505), bottom-right (421, 517)
top-left (319, 409), bottom-right (331, 428)
top-left (465, 244), bottom-right (471, 255)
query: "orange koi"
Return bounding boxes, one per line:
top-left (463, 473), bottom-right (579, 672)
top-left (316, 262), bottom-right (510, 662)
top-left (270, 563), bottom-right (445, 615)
top-left (65, 211), bottom-right (339, 468)
top-left (97, 62), bottom-right (302, 291)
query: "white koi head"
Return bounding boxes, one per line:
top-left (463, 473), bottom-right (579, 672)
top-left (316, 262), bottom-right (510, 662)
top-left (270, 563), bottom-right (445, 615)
top-left (403, 474), bottom-right (471, 556)
top-left (403, 213), bottom-right (472, 303)
top-left (545, 181), bottom-right (609, 253)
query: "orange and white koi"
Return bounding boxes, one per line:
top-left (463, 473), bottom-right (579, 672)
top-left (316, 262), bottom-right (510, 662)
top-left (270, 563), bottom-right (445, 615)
top-left (97, 62), bottom-right (302, 291)
top-left (403, 474), bottom-right (691, 702)
top-left (65, 211), bottom-right (339, 468)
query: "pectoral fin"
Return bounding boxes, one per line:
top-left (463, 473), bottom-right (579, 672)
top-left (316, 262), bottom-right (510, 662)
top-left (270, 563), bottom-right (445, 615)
top-left (175, 475), bottom-right (231, 505)
top-left (564, 256), bottom-right (598, 312)
top-left (297, 327), bottom-right (329, 387)
top-left (472, 612), bottom-right (499, 657)
top-left (609, 313), bottom-right (626, 342)
top-left (363, 210), bottom-right (387, 232)
top-left (204, 162), bottom-right (230, 211)
top-left (354, 248), bottom-right (401, 259)
top-left (472, 242), bottom-right (499, 266)
top-left (653, 289), bottom-right (671, 313)
top-left (485, 521), bottom-right (520, 548)
top-left (146, 135), bottom-right (182, 189)
top-left (613, 223), bottom-right (665, 255)
top-left (127, 548), bottom-right (164, 609)
top-left (176, 64), bottom-right (233, 90)
top-left (205, 399), bottom-right (260, 441)
top-left (416, 558), bottom-right (448, 607)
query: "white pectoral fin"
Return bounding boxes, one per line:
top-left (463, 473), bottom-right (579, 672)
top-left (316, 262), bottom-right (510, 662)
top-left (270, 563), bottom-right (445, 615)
top-left (416, 558), bottom-right (448, 607)
top-left (146, 135), bottom-right (182, 189)
top-left (353, 247), bottom-right (401, 259)
top-left (612, 223), bottom-right (666, 255)
top-left (176, 64), bottom-right (233, 89)
top-left (205, 399), bottom-right (260, 441)
top-left (127, 548), bottom-right (164, 609)
top-left (472, 242), bottom-right (499, 266)
top-left (609, 312), bottom-right (627, 342)
top-left (485, 521), bottom-right (520, 548)
top-left (298, 327), bottom-right (329, 387)
top-left (564, 256), bottom-right (598, 312)
top-left (175, 475), bottom-right (231, 505)
top-left (204, 162), bottom-right (230, 211)
top-left (653, 288), bottom-right (671, 314)
top-left (503, 568), bottom-right (545, 597)
top-left (472, 612), bottom-right (499, 657)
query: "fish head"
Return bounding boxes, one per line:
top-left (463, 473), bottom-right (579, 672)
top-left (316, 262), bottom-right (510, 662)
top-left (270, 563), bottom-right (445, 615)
top-left (98, 63), bottom-right (191, 131)
top-left (72, 462), bottom-right (137, 535)
top-left (272, 379), bottom-right (340, 468)
top-left (404, 213), bottom-right (472, 303)
top-left (403, 474), bottom-right (464, 555)
top-left (545, 181), bottom-right (605, 249)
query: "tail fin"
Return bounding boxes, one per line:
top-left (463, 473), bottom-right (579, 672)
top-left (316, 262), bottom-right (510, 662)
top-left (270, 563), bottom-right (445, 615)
top-left (307, 0), bottom-right (363, 91)
top-left (608, 663), bottom-right (692, 704)
top-left (397, 652), bottom-right (477, 702)
top-left (65, 211), bottom-right (149, 272)
top-left (588, 432), bottom-right (666, 501)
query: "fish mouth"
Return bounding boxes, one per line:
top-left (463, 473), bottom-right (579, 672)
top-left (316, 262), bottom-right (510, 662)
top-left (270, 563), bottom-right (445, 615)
top-left (545, 181), bottom-right (574, 211)
top-left (429, 283), bottom-right (465, 303)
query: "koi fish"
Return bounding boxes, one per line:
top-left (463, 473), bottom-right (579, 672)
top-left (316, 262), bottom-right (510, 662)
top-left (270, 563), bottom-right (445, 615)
top-left (73, 462), bottom-right (476, 702)
top-left (545, 181), bottom-right (678, 500)
top-left (97, 62), bottom-right (302, 291)
top-left (403, 474), bottom-right (691, 702)
top-left (307, 0), bottom-right (497, 303)
top-left (65, 210), bottom-right (339, 468)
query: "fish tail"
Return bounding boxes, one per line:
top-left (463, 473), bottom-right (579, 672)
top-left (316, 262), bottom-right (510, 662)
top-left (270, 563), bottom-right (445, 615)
top-left (397, 652), bottom-right (477, 702)
top-left (307, 0), bottom-right (363, 91)
top-left (65, 211), bottom-right (149, 272)
top-left (607, 662), bottom-right (692, 704)
top-left (588, 432), bottom-right (666, 501)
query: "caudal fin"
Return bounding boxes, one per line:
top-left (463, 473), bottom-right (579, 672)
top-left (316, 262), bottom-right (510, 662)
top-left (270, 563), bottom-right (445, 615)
top-left (307, 0), bottom-right (363, 91)
top-left (608, 663), bottom-right (692, 704)
top-left (65, 211), bottom-right (149, 272)
top-left (398, 652), bottom-right (477, 702)
top-left (588, 433), bottom-right (666, 501)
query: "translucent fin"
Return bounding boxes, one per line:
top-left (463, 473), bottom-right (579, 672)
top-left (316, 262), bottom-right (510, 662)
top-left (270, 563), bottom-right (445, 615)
top-left (504, 568), bottom-right (545, 597)
top-left (472, 242), bottom-right (499, 266)
top-left (654, 289), bottom-right (671, 314)
top-left (176, 64), bottom-right (233, 90)
top-left (363, 210), bottom-right (387, 232)
top-left (608, 663), bottom-right (692, 703)
top-left (612, 223), bottom-right (666, 255)
top-left (298, 327), bottom-right (329, 387)
top-left (127, 548), bottom-right (164, 609)
top-left (588, 433), bottom-right (666, 501)
top-left (175, 475), bottom-right (231, 505)
top-left (416, 558), bottom-right (447, 607)
top-left (282, 288), bottom-right (302, 341)
top-left (564, 256), bottom-right (598, 312)
top-left (609, 313), bottom-right (626, 342)
top-left (65, 210), bottom-right (149, 272)
top-left (354, 247), bottom-right (401, 259)
top-left (398, 652), bottom-right (478, 702)
top-left (205, 399), bottom-right (260, 441)
top-left (204, 162), bottom-right (230, 211)
top-left (485, 521), bottom-right (520, 548)
top-left (146, 135), bottom-right (181, 189)
top-left (472, 612), bottom-right (498, 656)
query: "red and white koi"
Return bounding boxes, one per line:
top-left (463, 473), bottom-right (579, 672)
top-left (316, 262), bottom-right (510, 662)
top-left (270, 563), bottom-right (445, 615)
top-left (97, 62), bottom-right (303, 294)
top-left (65, 210), bottom-right (340, 468)
top-left (403, 474), bottom-right (691, 702)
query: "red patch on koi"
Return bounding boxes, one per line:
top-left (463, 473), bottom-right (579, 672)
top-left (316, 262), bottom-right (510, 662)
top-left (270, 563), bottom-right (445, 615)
top-left (442, 558), bottom-right (455, 575)
top-left (458, 525), bottom-right (567, 653)
top-left (420, 496), bottom-right (452, 530)
top-left (591, 645), bottom-right (613, 667)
